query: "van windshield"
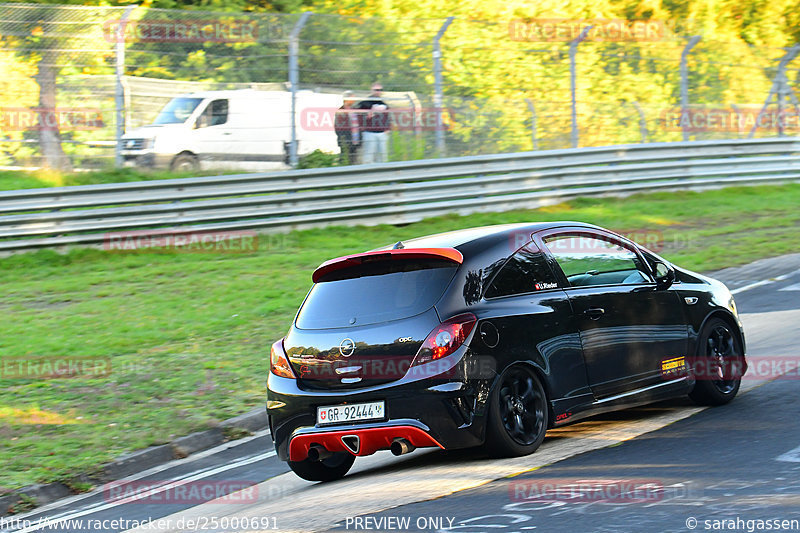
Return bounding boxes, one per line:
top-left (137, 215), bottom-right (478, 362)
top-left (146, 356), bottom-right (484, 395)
top-left (296, 260), bottom-right (457, 329)
top-left (153, 97), bottom-right (203, 125)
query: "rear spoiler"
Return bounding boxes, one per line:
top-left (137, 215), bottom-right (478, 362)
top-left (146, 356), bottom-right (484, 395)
top-left (312, 248), bottom-right (463, 283)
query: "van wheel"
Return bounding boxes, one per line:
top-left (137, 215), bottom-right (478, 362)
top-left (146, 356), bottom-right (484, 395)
top-left (171, 154), bottom-right (198, 172)
top-left (288, 452), bottom-right (355, 482)
top-left (484, 364), bottom-right (548, 457)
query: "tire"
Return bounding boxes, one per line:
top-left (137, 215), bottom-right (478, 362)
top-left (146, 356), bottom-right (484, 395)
top-left (287, 452), bottom-right (355, 482)
top-left (688, 317), bottom-right (744, 406)
top-left (171, 153), bottom-right (198, 172)
top-left (484, 364), bottom-right (549, 457)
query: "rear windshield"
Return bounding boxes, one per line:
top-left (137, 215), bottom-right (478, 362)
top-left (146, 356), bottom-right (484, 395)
top-left (296, 260), bottom-right (457, 329)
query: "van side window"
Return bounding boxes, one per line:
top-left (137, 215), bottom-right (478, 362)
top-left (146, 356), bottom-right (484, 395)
top-left (484, 243), bottom-right (559, 298)
top-left (196, 99), bottom-right (228, 128)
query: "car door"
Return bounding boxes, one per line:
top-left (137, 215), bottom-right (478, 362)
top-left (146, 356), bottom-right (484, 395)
top-left (537, 229), bottom-right (688, 399)
top-left (476, 240), bottom-right (591, 409)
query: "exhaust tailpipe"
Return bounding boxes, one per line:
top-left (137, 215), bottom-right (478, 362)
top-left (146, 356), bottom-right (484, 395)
top-left (307, 444), bottom-right (333, 462)
top-left (390, 438), bottom-right (416, 456)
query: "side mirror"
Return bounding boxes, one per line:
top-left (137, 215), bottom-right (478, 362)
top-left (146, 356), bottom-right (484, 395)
top-left (653, 261), bottom-right (676, 289)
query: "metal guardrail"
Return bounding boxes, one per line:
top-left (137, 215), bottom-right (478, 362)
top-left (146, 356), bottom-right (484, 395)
top-left (2, 138), bottom-right (800, 252)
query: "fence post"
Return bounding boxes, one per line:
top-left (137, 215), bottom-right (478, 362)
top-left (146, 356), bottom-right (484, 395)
top-left (680, 35), bottom-right (701, 142)
top-left (777, 45), bottom-right (800, 136)
top-left (114, 5), bottom-right (137, 168)
top-left (524, 98), bottom-right (538, 150)
top-left (631, 101), bottom-right (647, 143)
top-left (288, 12), bottom-right (312, 167)
top-left (748, 44), bottom-right (800, 138)
top-left (433, 16), bottom-right (454, 157)
top-left (569, 25), bottom-right (593, 149)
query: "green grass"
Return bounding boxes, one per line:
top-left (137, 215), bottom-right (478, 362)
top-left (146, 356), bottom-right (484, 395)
top-left (0, 168), bottom-right (226, 192)
top-left (2, 183), bottom-right (800, 491)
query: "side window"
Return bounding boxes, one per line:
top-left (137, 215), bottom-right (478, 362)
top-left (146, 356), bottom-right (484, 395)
top-left (484, 243), bottom-right (559, 298)
top-left (196, 99), bottom-right (228, 128)
top-left (544, 234), bottom-right (651, 288)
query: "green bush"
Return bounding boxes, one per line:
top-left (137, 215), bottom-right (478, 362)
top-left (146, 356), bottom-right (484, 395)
top-left (297, 149), bottom-right (339, 169)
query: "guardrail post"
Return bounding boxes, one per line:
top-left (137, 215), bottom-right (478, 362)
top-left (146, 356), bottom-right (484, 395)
top-left (569, 25), bottom-right (593, 149)
top-left (288, 12), bottom-right (312, 167)
top-left (114, 5), bottom-right (137, 168)
top-left (524, 98), bottom-right (538, 150)
top-left (680, 35), bottom-right (702, 142)
top-left (433, 17), bottom-right (454, 158)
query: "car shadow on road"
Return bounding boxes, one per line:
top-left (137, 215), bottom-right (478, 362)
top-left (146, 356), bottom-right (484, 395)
top-left (337, 397), bottom-right (701, 481)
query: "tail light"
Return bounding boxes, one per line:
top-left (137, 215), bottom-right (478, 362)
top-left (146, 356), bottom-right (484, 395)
top-left (411, 313), bottom-right (477, 367)
top-left (270, 339), bottom-right (296, 379)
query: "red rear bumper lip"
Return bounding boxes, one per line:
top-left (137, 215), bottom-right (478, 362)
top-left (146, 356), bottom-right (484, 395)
top-left (288, 425), bottom-right (444, 461)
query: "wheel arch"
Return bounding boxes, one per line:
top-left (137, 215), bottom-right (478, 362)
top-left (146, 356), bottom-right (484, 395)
top-left (697, 310), bottom-right (745, 356)
top-left (490, 358), bottom-right (555, 429)
top-left (170, 151), bottom-right (198, 170)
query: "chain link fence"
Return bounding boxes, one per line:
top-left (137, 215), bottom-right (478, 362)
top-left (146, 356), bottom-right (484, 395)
top-left (0, 3), bottom-right (798, 171)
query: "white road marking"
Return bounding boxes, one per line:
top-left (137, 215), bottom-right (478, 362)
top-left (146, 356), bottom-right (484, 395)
top-left (776, 445), bottom-right (800, 462)
top-left (778, 282), bottom-right (800, 292)
top-left (5, 429), bottom-right (271, 522)
top-left (8, 449), bottom-right (275, 533)
top-left (731, 270), bottom-right (800, 294)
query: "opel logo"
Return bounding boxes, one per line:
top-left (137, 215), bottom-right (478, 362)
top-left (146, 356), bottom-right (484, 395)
top-left (339, 338), bottom-right (355, 357)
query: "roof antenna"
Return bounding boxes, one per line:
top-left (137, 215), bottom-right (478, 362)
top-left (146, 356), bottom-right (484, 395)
top-left (392, 241), bottom-right (404, 249)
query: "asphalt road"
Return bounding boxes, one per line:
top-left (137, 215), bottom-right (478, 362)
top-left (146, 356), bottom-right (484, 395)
top-left (327, 376), bottom-right (800, 533)
top-left (4, 255), bottom-right (800, 533)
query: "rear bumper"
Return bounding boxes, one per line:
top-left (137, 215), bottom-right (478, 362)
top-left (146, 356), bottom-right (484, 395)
top-left (267, 346), bottom-right (491, 462)
top-left (288, 421), bottom-right (444, 461)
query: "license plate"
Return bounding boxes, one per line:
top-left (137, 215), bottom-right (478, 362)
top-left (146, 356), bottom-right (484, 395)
top-left (316, 401), bottom-right (385, 426)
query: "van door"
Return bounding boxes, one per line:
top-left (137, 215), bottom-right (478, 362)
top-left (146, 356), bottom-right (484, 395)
top-left (225, 95), bottom-right (289, 168)
top-left (192, 99), bottom-right (234, 167)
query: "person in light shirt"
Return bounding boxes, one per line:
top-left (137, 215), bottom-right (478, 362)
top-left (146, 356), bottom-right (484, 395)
top-left (354, 83), bottom-right (391, 164)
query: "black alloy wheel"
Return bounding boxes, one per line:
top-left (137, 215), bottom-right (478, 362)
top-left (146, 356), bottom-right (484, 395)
top-left (484, 364), bottom-right (549, 457)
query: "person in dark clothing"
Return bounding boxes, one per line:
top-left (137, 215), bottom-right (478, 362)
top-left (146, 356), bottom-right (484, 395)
top-left (334, 91), bottom-right (360, 165)
top-left (353, 83), bottom-right (391, 164)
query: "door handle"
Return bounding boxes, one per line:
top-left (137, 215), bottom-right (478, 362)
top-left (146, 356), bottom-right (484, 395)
top-left (583, 307), bottom-right (605, 320)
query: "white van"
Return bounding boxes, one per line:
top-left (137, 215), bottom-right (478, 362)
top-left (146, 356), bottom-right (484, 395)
top-left (120, 89), bottom-right (341, 171)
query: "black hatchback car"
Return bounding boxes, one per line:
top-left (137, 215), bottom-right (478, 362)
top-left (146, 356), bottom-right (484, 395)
top-left (267, 222), bottom-right (747, 481)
